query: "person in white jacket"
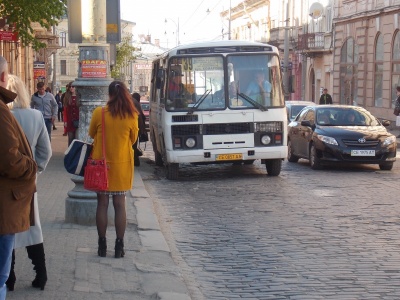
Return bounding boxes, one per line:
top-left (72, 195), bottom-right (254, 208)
top-left (6, 74), bottom-right (52, 291)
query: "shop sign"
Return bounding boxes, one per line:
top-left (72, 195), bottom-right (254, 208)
top-left (0, 31), bottom-right (18, 42)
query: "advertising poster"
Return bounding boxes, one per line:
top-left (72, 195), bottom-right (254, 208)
top-left (33, 61), bottom-right (46, 80)
top-left (81, 60), bottom-right (107, 78)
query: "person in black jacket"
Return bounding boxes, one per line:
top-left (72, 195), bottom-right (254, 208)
top-left (319, 88), bottom-right (333, 104)
top-left (131, 93), bottom-right (147, 166)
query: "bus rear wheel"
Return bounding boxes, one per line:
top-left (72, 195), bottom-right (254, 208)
top-left (265, 159), bottom-right (281, 176)
top-left (166, 163), bottom-right (179, 180)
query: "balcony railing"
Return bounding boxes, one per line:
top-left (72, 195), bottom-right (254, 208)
top-left (298, 32), bottom-right (325, 51)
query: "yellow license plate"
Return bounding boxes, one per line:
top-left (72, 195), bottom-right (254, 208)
top-left (216, 153), bottom-right (243, 161)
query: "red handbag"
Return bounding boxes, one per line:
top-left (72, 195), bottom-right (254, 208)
top-left (84, 108), bottom-right (109, 192)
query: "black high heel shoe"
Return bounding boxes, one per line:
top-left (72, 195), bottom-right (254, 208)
top-left (114, 238), bottom-right (125, 258)
top-left (32, 276), bottom-right (47, 290)
top-left (98, 237), bottom-right (107, 257)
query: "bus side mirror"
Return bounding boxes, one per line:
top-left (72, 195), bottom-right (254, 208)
top-left (156, 69), bottom-right (165, 89)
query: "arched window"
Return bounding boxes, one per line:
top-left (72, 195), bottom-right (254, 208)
top-left (374, 33), bottom-right (384, 107)
top-left (391, 31), bottom-right (400, 107)
top-left (340, 38), bottom-right (358, 105)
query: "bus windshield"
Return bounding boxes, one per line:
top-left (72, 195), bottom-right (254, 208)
top-left (227, 54), bottom-right (284, 109)
top-left (165, 54), bottom-right (284, 112)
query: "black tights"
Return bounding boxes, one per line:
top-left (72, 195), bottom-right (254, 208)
top-left (96, 194), bottom-right (126, 240)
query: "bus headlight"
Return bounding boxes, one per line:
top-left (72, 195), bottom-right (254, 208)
top-left (185, 137), bottom-right (196, 148)
top-left (261, 135), bottom-right (271, 145)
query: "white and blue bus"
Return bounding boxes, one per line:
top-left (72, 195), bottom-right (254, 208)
top-left (149, 40), bottom-right (287, 179)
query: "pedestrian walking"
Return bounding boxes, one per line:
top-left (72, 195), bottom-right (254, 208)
top-left (62, 82), bottom-right (80, 146)
top-left (55, 90), bottom-right (63, 122)
top-left (131, 92), bottom-right (146, 167)
top-left (0, 56), bottom-right (37, 300)
top-left (61, 84), bottom-right (69, 136)
top-left (393, 86), bottom-right (400, 137)
top-left (6, 74), bottom-right (52, 291)
top-left (319, 88), bottom-right (333, 104)
top-left (30, 82), bottom-right (58, 141)
top-left (88, 81), bottom-right (139, 258)
top-left (45, 87), bottom-right (57, 130)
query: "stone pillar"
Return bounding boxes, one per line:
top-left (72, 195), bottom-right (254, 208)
top-left (65, 0), bottom-right (113, 225)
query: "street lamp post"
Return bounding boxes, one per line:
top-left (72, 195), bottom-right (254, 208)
top-left (165, 18), bottom-right (179, 47)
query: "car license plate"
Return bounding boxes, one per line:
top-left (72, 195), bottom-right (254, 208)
top-left (216, 153), bottom-right (243, 161)
top-left (351, 150), bottom-right (375, 156)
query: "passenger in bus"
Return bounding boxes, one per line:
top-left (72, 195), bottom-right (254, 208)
top-left (168, 69), bottom-right (192, 108)
top-left (245, 70), bottom-right (271, 105)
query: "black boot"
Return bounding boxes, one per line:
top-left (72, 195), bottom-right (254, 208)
top-left (114, 238), bottom-right (125, 258)
top-left (5, 250), bottom-right (16, 291)
top-left (98, 237), bottom-right (107, 257)
top-left (26, 243), bottom-right (47, 290)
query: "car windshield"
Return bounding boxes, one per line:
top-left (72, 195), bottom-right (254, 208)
top-left (316, 108), bottom-right (380, 126)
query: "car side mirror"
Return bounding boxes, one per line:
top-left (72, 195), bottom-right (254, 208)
top-left (381, 119), bottom-right (390, 127)
top-left (301, 120), bottom-right (313, 127)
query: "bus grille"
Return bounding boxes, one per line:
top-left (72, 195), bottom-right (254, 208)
top-left (172, 125), bottom-right (201, 135)
top-left (172, 115), bottom-right (199, 122)
top-left (203, 123), bottom-right (252, 135)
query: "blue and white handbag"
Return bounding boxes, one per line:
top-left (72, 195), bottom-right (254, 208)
top-left (64, 139), bottom-right (93, 176)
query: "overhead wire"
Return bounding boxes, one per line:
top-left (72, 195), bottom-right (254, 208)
top-left (183, 0), bottom-right (225, 42)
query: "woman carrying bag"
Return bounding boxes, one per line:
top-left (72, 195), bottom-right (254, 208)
top-left (88, 81), bottom-right (139, 258)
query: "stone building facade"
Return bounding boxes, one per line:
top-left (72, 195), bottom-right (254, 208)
top-left (0, 19), bottom-right (58, 94)
top-left (333, 0), bottom-right (400, 120)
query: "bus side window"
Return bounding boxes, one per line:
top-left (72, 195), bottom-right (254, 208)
top-left (156, 69), bottom-right (164, 89)
top-left (157, 69), bottom-right (165, 103)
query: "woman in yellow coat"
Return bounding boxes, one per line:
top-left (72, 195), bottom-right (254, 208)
top-left (88, 81), bottom-right (138, 258)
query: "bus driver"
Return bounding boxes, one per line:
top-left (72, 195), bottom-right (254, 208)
top-left (168, 70), bottom-right (192, 108)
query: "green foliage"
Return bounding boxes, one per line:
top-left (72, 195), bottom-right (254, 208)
top-left (111, 35), bottom-right (136, 79)
top-left (0, 0), bottom-right (66, 50)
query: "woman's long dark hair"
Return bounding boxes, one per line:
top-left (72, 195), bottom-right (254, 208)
top-left (108, 81), bottom-right (138, 118)
top-left (63, 81), bottom-right (75, 107)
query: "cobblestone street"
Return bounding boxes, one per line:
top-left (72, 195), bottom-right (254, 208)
top-left (140, 147), bottom-right (400, 300)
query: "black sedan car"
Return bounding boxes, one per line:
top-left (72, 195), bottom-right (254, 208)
top-left (287, 105), bottom-right (397, 170)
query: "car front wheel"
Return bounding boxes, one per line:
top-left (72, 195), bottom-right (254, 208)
top-left (379, 162), bottom-right (393, 171)
top-left (287, 139), bottom-right (299, 163)
top-left (309, 143), bottom-right (323, 170)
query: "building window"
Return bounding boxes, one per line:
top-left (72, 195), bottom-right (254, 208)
top-left (60, 60), bottom-right (67, 75)
top-left (374, 33), bottom-right (383, 107)
top-left (340, 37), bottom-right (358, 105)
top-left (59, 32), bottom-right (66, 47)
top-left (391, 31), bottom-right (400, 108)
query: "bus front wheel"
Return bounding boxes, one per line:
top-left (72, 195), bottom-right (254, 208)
top-left (166, 163), bottom-right (179, 180)
top-left (265, 159), bottom-right (281, 176)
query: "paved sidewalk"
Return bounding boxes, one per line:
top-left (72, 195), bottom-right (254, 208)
top-left (7, 122), bottom-right (191, 300)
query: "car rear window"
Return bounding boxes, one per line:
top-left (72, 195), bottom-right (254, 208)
top-left (141, 104), bottom-right (150, 111)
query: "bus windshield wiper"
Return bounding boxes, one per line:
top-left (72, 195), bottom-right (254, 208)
top-left (237, 93), bottom-right (268, 111)
top-left (187, 89), bottom-right (211, 114)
